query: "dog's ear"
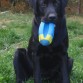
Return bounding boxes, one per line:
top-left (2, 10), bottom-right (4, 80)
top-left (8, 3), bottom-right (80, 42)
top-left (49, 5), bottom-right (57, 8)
top-left (26, 0), bottom-right (39, 15)
top-left (59, 0), bottom-right (68, 16)
top-left (60, 0), bottom-right (68, 8)
top-left (62, 0), bottom-right (68, 8)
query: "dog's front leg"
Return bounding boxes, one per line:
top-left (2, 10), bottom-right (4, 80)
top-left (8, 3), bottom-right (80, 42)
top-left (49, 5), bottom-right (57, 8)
top-left (33, 53), bottom-right (42, 83)
top-left (32, 42), bottom-right (42, 83)
top-left (61, 55), bottom-right (70, 83)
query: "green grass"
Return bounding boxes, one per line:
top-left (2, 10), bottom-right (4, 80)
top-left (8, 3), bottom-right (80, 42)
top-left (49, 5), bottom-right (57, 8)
top-left (67, 16), bottom-right (83, 83)
top-left (0, 12), bottom-right (83, 83)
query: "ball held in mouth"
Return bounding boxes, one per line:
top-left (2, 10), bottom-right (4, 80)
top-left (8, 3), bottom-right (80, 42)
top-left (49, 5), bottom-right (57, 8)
top-left (38, 22), bottom-right (55, 46)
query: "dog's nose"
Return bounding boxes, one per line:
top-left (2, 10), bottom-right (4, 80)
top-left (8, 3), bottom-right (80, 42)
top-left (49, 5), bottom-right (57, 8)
top-left (48, 13), bottom-right (56, 21)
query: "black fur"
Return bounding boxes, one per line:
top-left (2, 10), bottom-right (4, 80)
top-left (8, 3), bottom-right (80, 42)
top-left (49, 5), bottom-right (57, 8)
top-left (13, 0), bottom-right (73, 83)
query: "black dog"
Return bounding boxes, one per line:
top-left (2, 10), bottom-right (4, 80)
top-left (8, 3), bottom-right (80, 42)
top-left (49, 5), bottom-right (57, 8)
top-left (13, 0), bottom-right (73, 83)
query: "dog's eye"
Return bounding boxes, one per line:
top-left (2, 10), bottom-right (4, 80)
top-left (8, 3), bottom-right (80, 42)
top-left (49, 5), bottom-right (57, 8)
top-left (42, 4), bottom-right (47, 8)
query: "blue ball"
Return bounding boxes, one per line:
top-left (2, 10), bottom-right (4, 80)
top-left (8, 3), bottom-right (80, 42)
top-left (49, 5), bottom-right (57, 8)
top-left (40, 40), bottom-right (50, 46)
top-left (38, 22), bottom-right (55, 46)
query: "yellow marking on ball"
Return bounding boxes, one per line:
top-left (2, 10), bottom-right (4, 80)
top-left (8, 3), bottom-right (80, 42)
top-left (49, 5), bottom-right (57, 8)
top-left (39, 34), bottom-right (52, 44)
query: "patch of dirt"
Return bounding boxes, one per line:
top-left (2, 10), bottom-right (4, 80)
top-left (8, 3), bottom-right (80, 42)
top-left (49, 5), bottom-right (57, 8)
top-left (0, 19), bottom-right (13, 24)
top-left (0, 19), bottom-right (13, 29)
top-left (68, 16), bottom-right (83, 24)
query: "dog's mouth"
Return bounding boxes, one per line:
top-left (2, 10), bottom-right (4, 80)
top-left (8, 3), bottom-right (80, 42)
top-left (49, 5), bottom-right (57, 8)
top-left (41, 18), bottom-right (56, 23)
top-left (38, 12), bottom-right (58, 46)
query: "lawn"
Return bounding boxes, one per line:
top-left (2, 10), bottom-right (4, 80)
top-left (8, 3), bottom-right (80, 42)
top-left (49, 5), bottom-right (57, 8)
top-left (0, 12), bottom-right (83, 83)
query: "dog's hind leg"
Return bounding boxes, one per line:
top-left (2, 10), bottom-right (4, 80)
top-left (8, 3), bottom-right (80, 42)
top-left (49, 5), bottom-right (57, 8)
top-left (13, 48), bottom-right (33, 83)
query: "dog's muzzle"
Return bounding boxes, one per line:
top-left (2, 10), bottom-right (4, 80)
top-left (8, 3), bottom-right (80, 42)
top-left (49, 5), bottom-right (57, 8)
top-left (48, 13), bottom-right (57, 21)
top-left (42, 13), bottom-right (57, 23)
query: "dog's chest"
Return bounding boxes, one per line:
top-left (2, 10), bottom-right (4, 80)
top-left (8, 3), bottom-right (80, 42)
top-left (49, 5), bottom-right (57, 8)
top-left (39, 51), bottom-right (61, 78)
top-left (38, 46), bottom-right (61, 72)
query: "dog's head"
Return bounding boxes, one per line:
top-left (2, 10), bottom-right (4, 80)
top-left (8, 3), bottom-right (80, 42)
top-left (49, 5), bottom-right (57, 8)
top-left (28, 0), bottom-right (68, 23)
